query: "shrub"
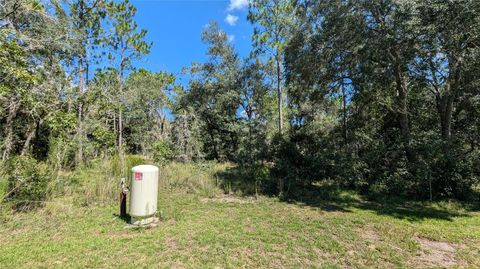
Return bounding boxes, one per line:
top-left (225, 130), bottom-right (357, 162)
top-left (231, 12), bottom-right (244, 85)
top-left (109, 154), bottom-right (146, 179)
top-left (153, 141), bottom-right (173, 166)
top-left (126, 155), bottom-right (146, 171)
top-left (247, 165), bottom-right (271, 197)
top-left (2, 156), bottom-right (52, 211)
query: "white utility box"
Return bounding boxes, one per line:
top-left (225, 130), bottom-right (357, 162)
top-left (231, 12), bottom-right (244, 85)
top-left (129, 164), bottom-right (159, 225)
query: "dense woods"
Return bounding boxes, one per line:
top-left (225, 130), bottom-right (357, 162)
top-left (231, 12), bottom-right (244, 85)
top-left (1, 0), bottom-right (479, 210)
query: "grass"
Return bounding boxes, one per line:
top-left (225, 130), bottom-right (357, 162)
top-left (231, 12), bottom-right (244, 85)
top-left (0, 159), bottom-right (479, 268)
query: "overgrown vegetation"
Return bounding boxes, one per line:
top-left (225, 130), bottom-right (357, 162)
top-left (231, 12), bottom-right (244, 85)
top-left (1, 156), bottom-right (52, 211)
top-left (1, 0), bottom-right (479, 266)
top-left (2, 0), bottom-right (479, 206)
top-left (0, 2), bottom-right (480, 267)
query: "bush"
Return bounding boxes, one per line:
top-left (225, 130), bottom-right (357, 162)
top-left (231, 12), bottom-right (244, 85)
top-left (244, 165), bottom-right (271, 195)
top-left (2, 156), bottom-right (52, 211)
top-left (126, 155), bottom-right (147, 172)
top-left (153, 141), bottom-right (173, 166)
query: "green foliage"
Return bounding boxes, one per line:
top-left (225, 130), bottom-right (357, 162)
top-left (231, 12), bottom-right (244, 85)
top-left (183, 22), bottom-right (242, 161)
top-left (0, 33), bottom-right (38, 95)
top-left (152, 141), bottom-right (173, 166)
top-left (170, 111), bottom-right (204, 162)
top-left (109, 154), bottom-right (146, 179)
top-left (245, 164), bottom-right (271, 196)
top-left (91, 124), bottom-right (116, 153)
top-left (104, 0), bottom-right (152, 72)
top-left (0, 169), bottom-right (8, 222)
top-left (280, 0), bottom-right (480, 199)
top-left (1, 0), bottom-right (479, 203)
top-left (125, 69), bottom-right (175, 154)
top-left (125, 155), bottom-right (146, 172)
top-left (248, 0), bottom-right (295, 56)
top-left (2, 156), bottom-right (52, 211)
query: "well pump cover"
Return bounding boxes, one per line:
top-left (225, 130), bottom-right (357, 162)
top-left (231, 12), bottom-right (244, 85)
top-left (130, 164), bottom-right (159, 217)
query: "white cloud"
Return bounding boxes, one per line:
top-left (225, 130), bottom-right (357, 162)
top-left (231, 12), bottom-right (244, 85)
top-left (228, 34), bottom-right (235, 43)
top-left (227, 0), bottom-right (249, 11)
top-left (225, 14), bottom-right (239, 26)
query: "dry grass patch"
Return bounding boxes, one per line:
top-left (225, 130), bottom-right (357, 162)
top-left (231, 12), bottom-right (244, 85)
top-left (410, 236), bottom-right (463, 268)
top-left (200, 194), bottom-right (256, 204)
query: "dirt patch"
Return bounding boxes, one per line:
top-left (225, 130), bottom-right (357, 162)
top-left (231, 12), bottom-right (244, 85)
top-left (246, 225), bottom-right (256, 233)
top-left (164, 236), bottom-right (178, 250)
top-left (167, 219), bottom-right (177, 226)
top-left (270, 259), bottom-right (286, 269)
top-left (410, 236), bottom-right (459, 268)
top-left (361, 228), bottom-right (380, 242)
top-left (355, 226), bottom-right (380, 244)
top-left (200, 195), bottom-right (255, 204)
top-left (354, 226), bottom-right (381, 252)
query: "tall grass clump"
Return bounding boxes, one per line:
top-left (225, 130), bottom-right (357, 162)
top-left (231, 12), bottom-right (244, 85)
top-left (54, 156), bottom-right (230, 207)
top-left (161, 162), bottom-right (230, 197)
top-left (73, 155), bottom-right (148, 206)
top-left (0, 169), bottom-right (9, 222)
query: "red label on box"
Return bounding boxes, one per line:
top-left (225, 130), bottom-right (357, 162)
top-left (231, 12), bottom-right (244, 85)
top-left (134, 172), bottom-right (143, 181)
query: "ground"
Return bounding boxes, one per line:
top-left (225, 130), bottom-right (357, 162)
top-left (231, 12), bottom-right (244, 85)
top-left (0, 162), bottom-right (479, 268)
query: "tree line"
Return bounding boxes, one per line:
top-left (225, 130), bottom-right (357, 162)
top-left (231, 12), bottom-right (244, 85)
top-left (1, 0), bottom-right (479, 204)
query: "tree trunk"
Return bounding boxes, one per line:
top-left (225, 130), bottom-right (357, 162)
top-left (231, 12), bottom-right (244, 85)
top-left (2, 100), bottom-right (19, 161)
top-left (392, 53), bottom-right (416, 165)
top-left (181, 114), bottom-right (190, 161)
top-left (437, 93), bottom-right (454, 143)
top-left (435, 55), bottom-right (462, 194)
top-left (437, 56), bottom-right (461, 146)
top-left (341, 79), bottom-right (348, 145)
top-left (21, 120), bottom-right (40, 156)
top-left (118, 48), bottom-right (127, 174)
top-left (113, 111), bottom-right (118, 149)
top-left (276, 55), bottom-right (285, 196)
top-left (118, 108), bottom-right (123, 152)
top-left (276, 57), bottom-right (283, 135)
top-left (159, 113), bottom-right (166, 138)
top-left (76, 0), bottom-right (85, 166)
top-left (118, 107), bottom-right (126, 176)
top-left (77, 57), bottom-right (84, 165)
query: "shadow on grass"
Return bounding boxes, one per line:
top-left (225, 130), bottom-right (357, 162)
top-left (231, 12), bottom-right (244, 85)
top-left (356, 198), bottom-right (472, 221)
top-left (290, 184), bottom-right (471, 221)
top-left (215, 166), bottom-right (472, 222)
top-left (113, 213), bottom-right (131, 224)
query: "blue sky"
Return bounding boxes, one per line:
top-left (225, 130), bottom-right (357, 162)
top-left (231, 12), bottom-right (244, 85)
top-left (130, 0), bottom-right (253, 84)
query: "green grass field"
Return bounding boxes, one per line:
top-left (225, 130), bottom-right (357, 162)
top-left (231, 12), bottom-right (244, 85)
top-left (1, 161), bottom-right (479, 268)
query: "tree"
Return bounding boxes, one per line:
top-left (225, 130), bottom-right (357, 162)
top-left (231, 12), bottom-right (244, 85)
top-left (125, 68), bottom-right (175, 155)
top-left (103, 0), bottom-right (151, 173)
top-left (67, 0), bottom-right (106, 165)
top-left (184, 22), bottom-right (241, 160)
top-left (248, 0), bottom-right (295, 135)
top-left (414, 0), bottom-right (480, 194)
top-left (170, 107), bottom-right (203, 162)
top-left (1, 0), bottom-right (71, 160)
top-left (237, 58), bottom-right (273, 166)
top-left (359, 0), bottom-right (419, 166)
top-left (0, 33), bottom-right (38, 160)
